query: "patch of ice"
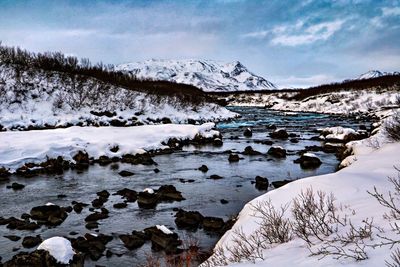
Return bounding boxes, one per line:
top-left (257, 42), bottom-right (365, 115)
top-left (156, 225), bottom-right (173, 235)
top-left (37, 237), bottom-right (74, 264)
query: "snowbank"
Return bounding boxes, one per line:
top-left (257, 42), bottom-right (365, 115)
top-left (203, 129), bottom-right (400, 266)
top-left (37, 237), bottom-right (74, 264)
top-left (0, 123), bottom-right (219, 171)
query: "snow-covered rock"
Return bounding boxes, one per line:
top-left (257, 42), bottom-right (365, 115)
top-left (37, 237), bottom-right (74, 264)
top-left (116, 59), bottom-right (276, 92)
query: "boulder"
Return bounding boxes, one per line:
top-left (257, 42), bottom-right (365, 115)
top-left (121, 153), bottom-right (155, 165)
top-left (198, 165), bottom-right (209, 172)
top-left (113, 203), bottom-right (128, 209)
top-left (119, 231), bottom-right (146, 250)
top-left (72, 151), bottom-right (89, 169)
top-left (114, 188), bottom-right (137, 202)
top-left (118, 170), bottom-right (135, 177)
top-left (6, 182), bottom-right (25, 190)
top-left (209, 174), bottom-right (223, 180)
top-left (270, 129), bottom-right (289, 139)
top-left (228, 154), bottom-right (240, 162)
top-left (175, 209), bottom-right (204, 230)
top-left (30, 204), bottom-right (68, 226)
top-left (22, 235), bottom-right (42, 248)
top-left (243, 128), bottom-right (252, 137)
top-left (137, 191), bottom-right (158, 209)
top-left (156, 185), bottom-right (185, 201)
top-left (0, 167), bottom-right (10, 181)
top-left (144, 226), bottom-right (182, 254)
top-left (3, 250), bottom-right (61, 267)
top-left (213, 138), bottom-right (223, 146)
top-left (202, 217), bottom-right (225, 232)
top-left (294, 153), bottom-right (322, 169)
top-left (267, 146), bottom-right (287, 158)
top-left (243, 146), bottom-right (261, 155)
top-left (255, 176), bottom-right (269, 190)
top-left (71, 234), bottom-right (112, 261)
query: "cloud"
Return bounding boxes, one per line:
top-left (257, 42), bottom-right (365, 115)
top-left (370, 6), bottom-right (400, 28)
top-left (382, 6), bottom-right (400, 17)
top-left (270, 19), bottom-right (346, 46)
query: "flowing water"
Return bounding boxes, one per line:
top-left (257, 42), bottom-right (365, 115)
top-left (0, 107), bottom-right (373, 266)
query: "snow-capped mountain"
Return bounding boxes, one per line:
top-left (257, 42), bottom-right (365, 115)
top-left (357, 70), bottom-right (399, 80)
top-left (116, 59), bottom-right (276, 92)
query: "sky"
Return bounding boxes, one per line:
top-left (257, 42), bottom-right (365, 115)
top-left (0, 0), bottom-right (399, 88)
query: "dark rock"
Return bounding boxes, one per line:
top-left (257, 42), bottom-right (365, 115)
top-left (85, 211), bottom-right (109, 222)
top-left (4, 235), bottom-right (21, 242)
top-left (73, 202), bottom-right (88, 214)
top-left (209, 174), bottom-right (223, 180)
top-left (110, 145), bottom-right (119, 153)
top-left (255, 176), bottom-right (269, 190)
top-left (97, 155), bottom-right (112, 166)
top-left (157, 185), bottom-right (185, 201)
top-left (213, 138), bottom-right (223, 146)
top-left (144, 226), bottom-right (182, 254)
top-left (267, 124), bottom-right (277, 130)
top-left (220, 199), bottom-right (229, 204)
top-left (106, 250), bottom-right (113, 258)
top-left (85, 221), bottom-right (99, 229)
top-left (154, 168), bottom-right (160, 173)
top-left (270, 129), bottom-right (289, 139)
top-left (114, 188), bottom-right (137, 202)
top-left (118, 170), bottom-right (135, 177)
top-left (267, 146), bottom-right (287, 158)
top-left (30, 204), bottom-right (68, 226)
top-left (22, 235), bottom-right (42, 248)
top-left (71, 234), bottom-right (112, 261)
top-left (203, 217), bottom-right (225, 232)
top-left (243, 127), bottom-right (252, 137)
top-left (73, 151), bottom-right (89, 169)
top-left (119, 231), bottom-right (146, 250)
top-left (3, 250), bottom-right (61, 267)
top-left (97, 190), bottom-right (110, 199)
top-left (290, 138), bottom-right (299, 143)
top-left (243, 146), bottom-right (261, 155)
top-left (295, 154), bottom-right (322, 169)
top-left (198, 164), bottom-right (209, 172)
top-left (175, 209), bottom-right (204, 230)
top-left (228, 154), bottom-right (240, 162)
top-left (92, 198), bottom-right (107, 208)
top-left (109, 119), bottom-right (126, 127)
top-left (113, 203), bottom-right (127, 209)
top-left (6, 182), bottom-right (25, 190)
top-left (137, 191), bottom-right (158, 209)
top-left (0, 167), bottom-right (11, 181)
top-left (57, 194), bottom-right (67, 199)
top-left (272, 180), bottom-right (292, 188)
top-left (90, 110), bottom-right (116, 117)
top-left (121, 153), bottom-right (155, 165)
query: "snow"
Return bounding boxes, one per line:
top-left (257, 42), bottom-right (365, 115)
top-left (156, 225), bottom-right (173, 235)
top-left (302, 152), bottom-right (317, 158)
top-left (226, 89), bottom-right (399, 116)
top-left (116, 59), bottom-right (276, 92)
top-left (0, 64), bottom-right (237, 130)
top-left (45, 202), bottom-right (55, 206)
top-left (37, 237), bottom-right (74, 264)
top-left (356, 70), bottom-right (399, 80)
top-left (203, 124), bottom-right (400, 266)
top-left (0, 123), bottom-right (219, 171)
top-left (320, 126), bottom-right (356, 141)
top-left (143, 188), bottom-right (155, 194)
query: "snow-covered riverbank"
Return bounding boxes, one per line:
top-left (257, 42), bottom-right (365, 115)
top-left (203, 120), bottom-right (400, 266)
top-left (0, 122), bottom-right (219, 172)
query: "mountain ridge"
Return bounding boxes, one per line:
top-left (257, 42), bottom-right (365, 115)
top-left (116, 59), bottom-right (276, 92)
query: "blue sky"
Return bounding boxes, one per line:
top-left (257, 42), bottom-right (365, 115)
top-left (0, 0), bottom-right (399, 88)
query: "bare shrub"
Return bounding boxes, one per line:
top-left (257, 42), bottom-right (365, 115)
top-left (251, 200), bottom-right (292, 244)
top-left (226, 228), bottom-right (265, 263)
top-left (384, 112), bottom-right (400, 141)
top-left (386, 248), bottom-right (400, 267)
top-left (292, 188), bottom-right (346, 245)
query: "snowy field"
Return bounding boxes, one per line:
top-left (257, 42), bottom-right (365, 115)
top-left (202, 120), bottom-right (400, 266)
top-left (0, 122), bottom-right (219, 172)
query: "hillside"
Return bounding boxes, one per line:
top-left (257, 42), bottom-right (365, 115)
top-left (116, 59), bottom-right (276, 92)
top-left (0, 44), bottom-right (236, 130)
